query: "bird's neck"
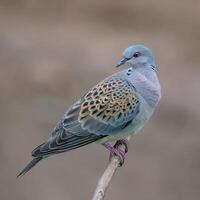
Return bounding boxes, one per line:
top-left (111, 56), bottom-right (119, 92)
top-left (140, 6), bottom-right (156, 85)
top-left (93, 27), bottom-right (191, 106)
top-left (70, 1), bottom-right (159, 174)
top-left (125, 66), bottom-right (161, 108)
top-left (134, 66), bottom-right (156, 82)
top-left (125, 66), bottom-right (156, 82)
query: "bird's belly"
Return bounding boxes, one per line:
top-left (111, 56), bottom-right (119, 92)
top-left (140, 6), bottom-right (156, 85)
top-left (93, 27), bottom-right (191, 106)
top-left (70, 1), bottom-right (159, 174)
top-left (96, 100), bottom-right (153, 144)
top-left (96, 119), bottom-right (145, 144)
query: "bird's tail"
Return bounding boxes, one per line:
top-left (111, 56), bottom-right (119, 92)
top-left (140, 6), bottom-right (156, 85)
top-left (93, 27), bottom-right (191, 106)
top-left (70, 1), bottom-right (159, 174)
top-left (17, 156), bottom-right (43, 178)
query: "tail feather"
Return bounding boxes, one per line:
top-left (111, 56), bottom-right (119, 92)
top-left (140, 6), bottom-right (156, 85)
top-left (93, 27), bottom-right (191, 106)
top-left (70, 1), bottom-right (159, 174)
top-left (17, 156), bottom-right (43, 178)
top-left (31, 143), bottom-right (45, 157)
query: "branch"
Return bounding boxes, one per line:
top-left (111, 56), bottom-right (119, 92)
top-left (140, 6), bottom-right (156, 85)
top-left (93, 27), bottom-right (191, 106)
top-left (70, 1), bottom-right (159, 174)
top-left (92, 136), bottom-right (131, 200)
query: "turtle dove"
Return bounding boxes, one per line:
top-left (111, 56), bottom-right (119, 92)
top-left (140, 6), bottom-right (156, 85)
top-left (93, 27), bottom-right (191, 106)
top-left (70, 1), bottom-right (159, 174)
top-left (18, 44), bottom-right (161, 177)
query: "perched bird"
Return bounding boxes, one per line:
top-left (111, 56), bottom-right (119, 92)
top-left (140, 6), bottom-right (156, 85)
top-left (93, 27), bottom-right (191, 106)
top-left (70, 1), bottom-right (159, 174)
top-left (18, 44), bottom-right (161, 177)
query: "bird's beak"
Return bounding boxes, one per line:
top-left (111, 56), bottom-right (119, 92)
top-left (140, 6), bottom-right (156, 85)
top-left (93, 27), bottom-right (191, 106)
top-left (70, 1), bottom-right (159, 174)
top-left (115, 57), bottom-right (130, 68)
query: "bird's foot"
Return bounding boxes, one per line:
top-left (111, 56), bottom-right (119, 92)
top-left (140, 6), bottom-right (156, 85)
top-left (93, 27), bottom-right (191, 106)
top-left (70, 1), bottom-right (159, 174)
top-left (114, 139), bottom-right (129, 153)
top-left (102, 139), bottom-right (129, 166)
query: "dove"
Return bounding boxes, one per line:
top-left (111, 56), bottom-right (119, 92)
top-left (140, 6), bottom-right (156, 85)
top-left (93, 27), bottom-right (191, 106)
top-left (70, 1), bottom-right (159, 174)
top-left (18, 44), bottom-right (161, 177)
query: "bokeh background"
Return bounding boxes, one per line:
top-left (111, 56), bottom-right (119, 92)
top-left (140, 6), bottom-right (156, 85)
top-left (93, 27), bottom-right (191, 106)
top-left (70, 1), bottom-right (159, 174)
top-left (0, 1), bottom-right (200, 200)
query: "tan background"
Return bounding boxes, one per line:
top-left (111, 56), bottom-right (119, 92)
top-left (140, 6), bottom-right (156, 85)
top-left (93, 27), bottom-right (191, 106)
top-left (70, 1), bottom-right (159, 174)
top-left (0, 1), bottom-right (200, 200)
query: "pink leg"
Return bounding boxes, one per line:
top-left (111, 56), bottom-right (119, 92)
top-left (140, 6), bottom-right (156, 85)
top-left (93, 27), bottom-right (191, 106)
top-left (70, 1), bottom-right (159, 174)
top-left (102, 140), bottom-right (129, 166)
top-left (114, 139), bottom-right (129, 153)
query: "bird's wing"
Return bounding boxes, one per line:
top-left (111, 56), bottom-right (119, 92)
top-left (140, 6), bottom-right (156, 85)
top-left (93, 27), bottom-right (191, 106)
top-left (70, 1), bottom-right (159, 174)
top-left (74, 74), bottom-right (140, 134)
top-left (32, 74), bottom-right (140, 157)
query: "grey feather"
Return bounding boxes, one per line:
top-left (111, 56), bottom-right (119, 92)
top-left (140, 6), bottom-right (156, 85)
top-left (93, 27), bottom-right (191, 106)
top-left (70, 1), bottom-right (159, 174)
top-left (17, 156), bottom-right (43, 178)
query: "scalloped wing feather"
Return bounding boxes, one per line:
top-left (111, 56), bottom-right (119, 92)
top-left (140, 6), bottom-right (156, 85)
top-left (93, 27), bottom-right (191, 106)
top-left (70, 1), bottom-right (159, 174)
top-left (64, 74), bottom-right (140, 135)
top-left (32, 74), bottom-right (140, 157)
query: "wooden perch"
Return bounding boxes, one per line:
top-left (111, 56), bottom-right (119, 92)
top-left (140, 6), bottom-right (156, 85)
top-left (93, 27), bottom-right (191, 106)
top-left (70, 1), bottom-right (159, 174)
top-left (92, 136), bottom-right (131, 200)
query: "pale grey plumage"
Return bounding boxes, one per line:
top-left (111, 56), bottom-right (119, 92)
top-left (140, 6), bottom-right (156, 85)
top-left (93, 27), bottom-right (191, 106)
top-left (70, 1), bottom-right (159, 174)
top-left (18, 44), bottom-right (161, 177)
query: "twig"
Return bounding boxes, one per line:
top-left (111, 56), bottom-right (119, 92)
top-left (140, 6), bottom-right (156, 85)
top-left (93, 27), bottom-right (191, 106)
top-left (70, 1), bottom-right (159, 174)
top-left (92, 136), bottom-right (131, 200)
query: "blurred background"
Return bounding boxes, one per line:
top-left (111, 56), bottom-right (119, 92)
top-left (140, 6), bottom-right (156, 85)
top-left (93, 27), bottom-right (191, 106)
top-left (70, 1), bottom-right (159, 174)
top-left (0, 0), bottom-right (200, 200)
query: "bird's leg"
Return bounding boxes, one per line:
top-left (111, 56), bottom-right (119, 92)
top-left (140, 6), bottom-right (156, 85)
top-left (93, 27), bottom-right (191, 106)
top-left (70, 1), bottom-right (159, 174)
top-left (112, 139), bottom-right (129, 166)
top-left (102, 143), bottom-right (125, 165)
top-left (114, 139), bottom-right (129, 153)
top-left (102, 141), bottom-right (128, 166)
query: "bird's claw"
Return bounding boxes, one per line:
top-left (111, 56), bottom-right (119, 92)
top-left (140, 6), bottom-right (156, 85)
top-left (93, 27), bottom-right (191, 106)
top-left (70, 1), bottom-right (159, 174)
top-left (109, 148), bottom-right (125, 166)
top-left (114, 139), bottom-right (129, 153)
top-left (103, 139), bottom-right (129, 167)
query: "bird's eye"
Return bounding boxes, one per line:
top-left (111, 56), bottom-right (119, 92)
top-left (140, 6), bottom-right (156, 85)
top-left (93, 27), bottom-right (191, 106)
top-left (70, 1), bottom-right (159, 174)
top-left (133, 52), bottom-right (141, 58)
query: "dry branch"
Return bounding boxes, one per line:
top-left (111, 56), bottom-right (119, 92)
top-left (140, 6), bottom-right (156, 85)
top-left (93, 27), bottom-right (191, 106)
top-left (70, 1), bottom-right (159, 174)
top-left (92, 136), bottom-right (131, 200)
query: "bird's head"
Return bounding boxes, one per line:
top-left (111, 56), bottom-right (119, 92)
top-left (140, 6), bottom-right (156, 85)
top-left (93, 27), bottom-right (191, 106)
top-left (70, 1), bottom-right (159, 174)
top-left (116, 44), bottom-right (156, 70)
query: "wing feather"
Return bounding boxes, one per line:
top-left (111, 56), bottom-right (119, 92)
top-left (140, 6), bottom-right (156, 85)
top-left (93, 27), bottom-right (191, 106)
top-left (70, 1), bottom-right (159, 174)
top-left (32, 74), bottom-right (140, 157)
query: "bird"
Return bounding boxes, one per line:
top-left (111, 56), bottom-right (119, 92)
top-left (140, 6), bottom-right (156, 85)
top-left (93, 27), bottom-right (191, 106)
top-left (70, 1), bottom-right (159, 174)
top-left (18, 44), bottom-right (161, 177)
